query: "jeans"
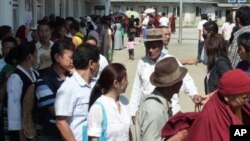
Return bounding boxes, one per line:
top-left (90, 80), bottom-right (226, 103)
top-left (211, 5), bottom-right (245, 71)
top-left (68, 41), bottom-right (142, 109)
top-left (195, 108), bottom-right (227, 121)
top-left (197, 40), bottom-right (205, 62)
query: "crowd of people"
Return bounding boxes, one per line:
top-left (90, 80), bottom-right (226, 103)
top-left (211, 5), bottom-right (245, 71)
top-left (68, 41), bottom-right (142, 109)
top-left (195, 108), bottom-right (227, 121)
top-left (0, 5), bottom-right (250, 141)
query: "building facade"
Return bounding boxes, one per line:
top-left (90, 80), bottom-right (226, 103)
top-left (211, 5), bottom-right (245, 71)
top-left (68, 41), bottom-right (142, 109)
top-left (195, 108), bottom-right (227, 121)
top-left (0, 0), bottom-right (110, 32)
top-left (110, 0), bottom-right (250, 26)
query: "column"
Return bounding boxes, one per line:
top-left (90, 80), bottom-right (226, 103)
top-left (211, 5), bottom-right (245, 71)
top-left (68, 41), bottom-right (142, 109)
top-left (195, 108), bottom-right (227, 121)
top-left (0, 0), bottom-right (13, 26)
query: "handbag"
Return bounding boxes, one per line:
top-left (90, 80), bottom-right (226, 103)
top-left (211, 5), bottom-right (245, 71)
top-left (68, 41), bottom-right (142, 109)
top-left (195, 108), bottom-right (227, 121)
top-left (82, 101), bottom-right (108, 141)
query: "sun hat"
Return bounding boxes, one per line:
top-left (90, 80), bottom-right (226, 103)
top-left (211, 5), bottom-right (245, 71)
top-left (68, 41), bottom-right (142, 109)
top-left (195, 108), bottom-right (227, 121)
top-left (144, 28), bottom-right (164, 42)
top-left (218, 69), bottom-right (250, 95)
top-left (150, 57), bottom-right (187, 87)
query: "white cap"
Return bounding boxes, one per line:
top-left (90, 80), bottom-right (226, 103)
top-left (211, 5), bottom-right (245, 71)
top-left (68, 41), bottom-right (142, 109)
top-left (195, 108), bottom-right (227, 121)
top-left (87, 16), bottom-right (91, 22)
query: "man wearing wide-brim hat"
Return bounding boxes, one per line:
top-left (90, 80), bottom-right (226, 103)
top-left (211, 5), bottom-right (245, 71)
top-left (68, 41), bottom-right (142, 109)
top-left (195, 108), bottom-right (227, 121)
top-left (129, 28), bottom-right (200, 121)
top-left (135, 57), bottom-right (187, 141)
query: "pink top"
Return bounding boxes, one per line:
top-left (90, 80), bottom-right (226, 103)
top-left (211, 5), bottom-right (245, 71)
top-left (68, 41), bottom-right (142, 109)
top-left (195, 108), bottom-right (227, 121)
top-left (127, 41), bottom-right (139, 50)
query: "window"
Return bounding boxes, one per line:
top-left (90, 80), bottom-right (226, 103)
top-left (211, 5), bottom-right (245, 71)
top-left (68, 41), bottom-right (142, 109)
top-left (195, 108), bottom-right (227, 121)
top-left (95, 6), bottom-right (105, 16)
top-left (12, 1), bottom-right (19, 32)
top-left (173, 7), bottom-right (180, 17)
top-left (36, 0), bottom-right (43, 21)
top-left (13, 5), bottom-right (19, 33)
top-left (215, 10), bottom-right (222, 19)
top-left (162, 6), bottom-right (169, 16)
top-left (73, 0), bottom-right (79, 17)
top-left (66, 0), bottom-right (70, 16)
top-left (126, 6), bottom-right (133, 11)
top-left (113, 6), bottom-right (120, 12)
top-left (139, 6), bottom-right (145, 13)
top-left (177, 6), bottom-right (180, 17)
top-left (196, 7), bottom-right (201, 17)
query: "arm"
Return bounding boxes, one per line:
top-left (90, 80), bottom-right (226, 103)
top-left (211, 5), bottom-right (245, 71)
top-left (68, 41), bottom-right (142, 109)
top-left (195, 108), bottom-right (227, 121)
top-left (129, 129), bottom-right (133, 141)
top-left (108, 29), bottom-right (112, 49)
top-left (180, 58), bottom-right (198, 65)
top-left (217, 60), bottom-right (232, 77)
top-left (89, 137), bottom-right (99, 141)
top-left (36, 78), bottom-right (56, 116)
top-left (176, 58), bottom-right (198, 98)
top-left (198, 30), bottom-right (201, 40)
top-left (56, 116), bottom-right (76, 141)
top-left (7, 74), bottom-right (23, 130)
top-left (128, 61), bottom-right (143, 117)
top-left (55, 83), bottom-right (76, 141)
top-left (88, 105), bottom-right (102, 141)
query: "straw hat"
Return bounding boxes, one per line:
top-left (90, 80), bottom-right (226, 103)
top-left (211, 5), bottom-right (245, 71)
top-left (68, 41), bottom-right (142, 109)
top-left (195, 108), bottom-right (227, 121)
top-left (144, 28), bottom-right (164, 42)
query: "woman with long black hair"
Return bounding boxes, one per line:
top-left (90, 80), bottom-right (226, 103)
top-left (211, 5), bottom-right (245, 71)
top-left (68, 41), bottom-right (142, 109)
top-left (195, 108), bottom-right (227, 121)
top-left (87, 63), bottom-right (132, 141)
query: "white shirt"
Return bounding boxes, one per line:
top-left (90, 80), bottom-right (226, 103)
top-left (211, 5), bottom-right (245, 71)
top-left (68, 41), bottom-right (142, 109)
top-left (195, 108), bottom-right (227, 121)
top-left (159, 17), bottom-right (169, 27)
top-left (0, 58), bottom-right (6, 71)
top-left (197, 20), bottom-right (207, 41)
top-left (35, 40), bottom-right (54, 70)
top-left (128, 52), bottom-right (197, 116)
top-left (221, 22), bottom-right (235, 41)
top-left (55, 70), bottom-right (95, 141)
top-left (88, 95), bottom-right (131, 141)
top-left (7, 65), bottom-right (38, 130)
top-left (142, 17), bottom-right (149, 28)
top-left (97, 54), bottom-right (108, 78)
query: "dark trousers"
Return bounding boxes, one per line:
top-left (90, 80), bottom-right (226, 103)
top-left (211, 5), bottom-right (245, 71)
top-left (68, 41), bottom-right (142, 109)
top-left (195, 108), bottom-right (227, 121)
top-left (197, 40), bottom-right (205, 62)
top-left (0, 106), bottom-right (4, 141)
top-left (128, 49), bottom-right (134, 60)
top-left (8, 131), bottom-right (20, 141)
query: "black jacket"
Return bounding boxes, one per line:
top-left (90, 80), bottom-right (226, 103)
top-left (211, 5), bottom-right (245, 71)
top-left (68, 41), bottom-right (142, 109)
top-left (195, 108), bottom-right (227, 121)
top-left (204, 57), bottom-right (232, 94)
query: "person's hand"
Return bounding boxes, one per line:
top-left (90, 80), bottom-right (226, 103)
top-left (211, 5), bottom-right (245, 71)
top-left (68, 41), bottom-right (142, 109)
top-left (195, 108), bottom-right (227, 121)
top-left (167, 129), bottom-right (188, 141)
top-left (185, 58), bottom-right (198, 65)
top-left (192, 95), bottom-right (203, 104)
top-left (200, 95), bottom-right (210, 105)
top-left (132, 116), bottom-right (136, 125)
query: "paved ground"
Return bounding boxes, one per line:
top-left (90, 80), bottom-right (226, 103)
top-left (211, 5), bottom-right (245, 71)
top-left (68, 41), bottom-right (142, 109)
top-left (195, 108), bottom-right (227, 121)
top-left (113, 27), bottom-right (207, 112)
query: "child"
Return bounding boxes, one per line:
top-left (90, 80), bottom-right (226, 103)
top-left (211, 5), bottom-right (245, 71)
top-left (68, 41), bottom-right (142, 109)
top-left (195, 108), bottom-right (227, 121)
top-left (127, 36), bottom-right (139, 60)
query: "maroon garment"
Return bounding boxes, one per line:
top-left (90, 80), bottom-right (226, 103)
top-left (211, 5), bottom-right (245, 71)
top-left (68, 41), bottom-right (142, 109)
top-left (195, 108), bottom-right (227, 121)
top-left (161, 112), bottom-right (199, 140)
top-left (185, 93), bottom-right (250, 141)
top-left (153, 14), bottom-right (160, 28)
top-left (169, 16), bottom-right (176, 33)
top-left (15, 25), bottom-right (28, 43)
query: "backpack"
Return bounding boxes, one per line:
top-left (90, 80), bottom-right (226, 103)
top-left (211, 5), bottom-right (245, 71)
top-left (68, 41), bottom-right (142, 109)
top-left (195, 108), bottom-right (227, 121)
top-left (82, 101), bottom-right (108, 141)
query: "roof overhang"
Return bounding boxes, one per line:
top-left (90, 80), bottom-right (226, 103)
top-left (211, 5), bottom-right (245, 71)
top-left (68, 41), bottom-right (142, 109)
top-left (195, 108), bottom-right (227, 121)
top-left (110, 0), bottom-right (216, 3)
top-left (217, 3), bottom-right (250, 7)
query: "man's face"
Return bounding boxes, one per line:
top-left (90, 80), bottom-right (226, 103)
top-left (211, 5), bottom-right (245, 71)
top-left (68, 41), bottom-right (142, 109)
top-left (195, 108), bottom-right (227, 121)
top-left (146, 41), bottom-right (163, 61)
top-left (238, 45), bottom-right (249, 61)
top-left (162, 28), bottom-right (171, 46)
top-left (37, 25), bottom-right (51, 43)
top-left (225, 94), bottom-right (250, 109)
top-left (90, 60), bottom-right (100, 77)
top-left (2, 42), bottom-right (16, 57)
top-left (86, 39), bottom-right (97, 46)
top-left (64, 20), bottom-right (73, 32)
top-left (56, 50), bottom-right (74, 72)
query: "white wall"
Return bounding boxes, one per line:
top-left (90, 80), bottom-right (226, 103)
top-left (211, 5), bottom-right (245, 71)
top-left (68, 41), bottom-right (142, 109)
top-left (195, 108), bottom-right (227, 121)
top-left (0, 0), bottom-right (13, 26)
